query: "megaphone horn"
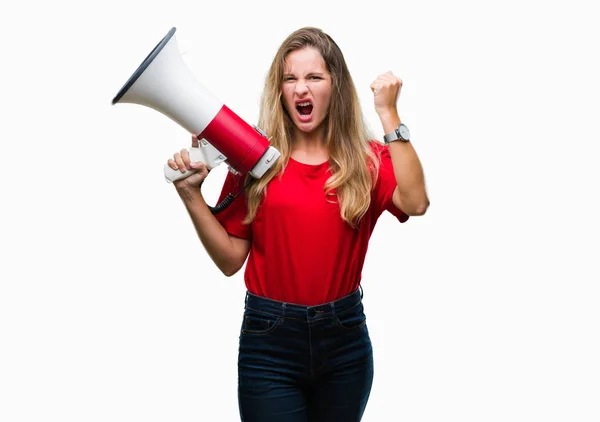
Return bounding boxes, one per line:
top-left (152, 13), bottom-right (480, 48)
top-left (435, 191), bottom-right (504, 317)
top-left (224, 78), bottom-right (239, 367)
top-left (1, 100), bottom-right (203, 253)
top-left (112, 27), bottom-right (280, 212)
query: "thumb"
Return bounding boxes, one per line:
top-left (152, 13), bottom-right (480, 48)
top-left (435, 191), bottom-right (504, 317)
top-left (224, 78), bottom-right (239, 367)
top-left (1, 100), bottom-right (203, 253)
top-left (191, 134), bottom-right (200, 148)
top-left (190, 160), bottom-right (208, 172)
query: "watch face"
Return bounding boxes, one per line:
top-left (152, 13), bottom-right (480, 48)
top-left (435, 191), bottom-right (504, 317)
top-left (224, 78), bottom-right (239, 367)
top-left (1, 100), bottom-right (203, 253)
top-left (399, 124), bottom-right (410, 140)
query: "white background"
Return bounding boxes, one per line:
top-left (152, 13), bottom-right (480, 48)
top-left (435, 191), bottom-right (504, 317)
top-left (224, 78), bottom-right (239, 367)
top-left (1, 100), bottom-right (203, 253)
top-left (1, 0), bottom-right (599, 421)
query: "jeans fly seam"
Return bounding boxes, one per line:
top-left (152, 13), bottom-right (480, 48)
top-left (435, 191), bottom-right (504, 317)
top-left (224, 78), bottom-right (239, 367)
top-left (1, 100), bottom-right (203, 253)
top-left (308, 317), bottom-right (314, 377)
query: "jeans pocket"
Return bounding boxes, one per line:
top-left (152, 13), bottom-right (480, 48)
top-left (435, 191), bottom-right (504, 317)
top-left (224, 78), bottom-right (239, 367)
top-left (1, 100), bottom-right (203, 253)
top-left (241, 308), bottom-right (282, 335)
top-left (334, 303), bottom-right (367, 331)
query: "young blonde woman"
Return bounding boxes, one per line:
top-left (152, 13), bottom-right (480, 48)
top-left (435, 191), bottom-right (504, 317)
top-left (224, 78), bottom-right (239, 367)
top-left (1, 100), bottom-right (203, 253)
top-left (167, 27), bottom-right (429, 422)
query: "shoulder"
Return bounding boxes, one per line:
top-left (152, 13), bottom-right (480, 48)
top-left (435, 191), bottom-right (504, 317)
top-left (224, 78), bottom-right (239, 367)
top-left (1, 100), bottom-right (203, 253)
top-left (367, 139), bottom-right (388, 157)
top-left (367, 139), bottom-right (390, 165)
top-left (368, 139), bottom-right (386, 152)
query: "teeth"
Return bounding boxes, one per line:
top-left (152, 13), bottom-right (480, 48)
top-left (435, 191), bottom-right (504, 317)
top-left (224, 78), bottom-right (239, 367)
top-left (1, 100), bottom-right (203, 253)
top-left (297, 102), bottom-right (311, 106)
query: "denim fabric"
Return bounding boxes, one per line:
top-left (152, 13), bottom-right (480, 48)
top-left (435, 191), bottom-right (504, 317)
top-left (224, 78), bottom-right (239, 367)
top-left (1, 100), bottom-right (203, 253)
top-left (238, 287), bottom-right (374, 422)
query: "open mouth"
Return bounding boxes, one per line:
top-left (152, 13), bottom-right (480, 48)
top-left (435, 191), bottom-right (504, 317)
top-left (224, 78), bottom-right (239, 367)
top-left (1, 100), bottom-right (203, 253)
top-left (296, 101), bottom-right (313, 117)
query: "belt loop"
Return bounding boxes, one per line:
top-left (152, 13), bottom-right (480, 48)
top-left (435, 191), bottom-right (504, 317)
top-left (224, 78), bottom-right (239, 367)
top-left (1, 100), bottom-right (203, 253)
top-left (282, 302), bottom-right (287, 318)
top-left (245, 291), bottom-right (249, 307)
top-left (359, 285), bottom-right (364, 299)
top-left (330, 301), bottom-right (336, 319)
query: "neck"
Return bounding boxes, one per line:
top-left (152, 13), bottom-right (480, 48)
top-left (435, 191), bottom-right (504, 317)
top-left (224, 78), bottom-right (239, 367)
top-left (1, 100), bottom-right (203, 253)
top-left (292, 127), bottom-right (327, 152)
top-left (290, 129), bottom-right (330, 164)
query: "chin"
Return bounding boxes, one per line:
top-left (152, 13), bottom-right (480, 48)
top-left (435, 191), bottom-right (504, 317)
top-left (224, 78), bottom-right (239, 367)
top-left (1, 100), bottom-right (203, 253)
top-left (297, 124), bottom-right (316, 133)
top-left (295, 119), bottom-right (324, 134)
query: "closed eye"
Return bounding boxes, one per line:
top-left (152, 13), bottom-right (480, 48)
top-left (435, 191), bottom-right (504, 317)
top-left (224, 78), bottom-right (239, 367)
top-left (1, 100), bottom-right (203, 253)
top-left (283, 76), bottom-right (322, 82)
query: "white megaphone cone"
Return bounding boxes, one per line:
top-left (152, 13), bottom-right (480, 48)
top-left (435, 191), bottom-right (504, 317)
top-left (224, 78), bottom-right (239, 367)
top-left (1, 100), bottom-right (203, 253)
top-left (112, 27), bottom-right (280, 192)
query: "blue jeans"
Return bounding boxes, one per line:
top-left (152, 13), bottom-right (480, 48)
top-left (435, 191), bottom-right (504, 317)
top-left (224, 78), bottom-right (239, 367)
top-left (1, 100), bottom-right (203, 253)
top-left (238, 287), bottom-right (374, 422)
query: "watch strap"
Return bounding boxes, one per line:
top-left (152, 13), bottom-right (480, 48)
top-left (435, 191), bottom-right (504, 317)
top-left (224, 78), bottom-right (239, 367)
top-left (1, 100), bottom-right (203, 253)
top-left (383, 129), bottom-right (401, 143)
top-left (383, 123), bottom-right (410, 143)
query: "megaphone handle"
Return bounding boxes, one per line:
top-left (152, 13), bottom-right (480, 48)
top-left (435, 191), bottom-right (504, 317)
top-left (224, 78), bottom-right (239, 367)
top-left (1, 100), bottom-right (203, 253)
top-left (163, 147), bottom-right (205, 183)
top-left (162, 146), bottom-right (255, 215)
top-left (164, 164), bottom-right (197, 182)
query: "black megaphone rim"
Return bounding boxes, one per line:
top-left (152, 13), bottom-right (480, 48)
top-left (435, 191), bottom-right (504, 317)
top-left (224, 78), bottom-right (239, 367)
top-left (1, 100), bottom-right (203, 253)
top-left (111, 27), bottom-right (177, 105)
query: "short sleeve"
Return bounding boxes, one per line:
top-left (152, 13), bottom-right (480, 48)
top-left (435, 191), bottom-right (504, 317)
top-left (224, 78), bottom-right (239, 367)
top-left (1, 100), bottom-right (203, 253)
top-left (213, 170), bottom-right (252, 240)
top-left (370, 141), bottom-right (409, 223)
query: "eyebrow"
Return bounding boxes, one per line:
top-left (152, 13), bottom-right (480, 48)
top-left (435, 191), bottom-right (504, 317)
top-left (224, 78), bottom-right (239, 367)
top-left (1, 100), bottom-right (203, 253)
top-left (283, 72), bottom-right (325, 77)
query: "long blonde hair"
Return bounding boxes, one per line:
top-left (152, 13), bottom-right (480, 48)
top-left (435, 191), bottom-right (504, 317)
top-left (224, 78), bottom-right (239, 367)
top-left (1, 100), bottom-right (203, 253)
top-left (243, 27), bottom-right (380, 229)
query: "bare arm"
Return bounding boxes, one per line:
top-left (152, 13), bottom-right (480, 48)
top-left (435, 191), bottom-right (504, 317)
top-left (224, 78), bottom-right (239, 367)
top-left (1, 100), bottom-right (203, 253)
top-left (168, 135), bottom-right (251, 277)
top-left (371, 72), bottom-right (430, 216)
top-left (379, 114), bottom-right (429, 216)
top-left (177, 188), bottom-right (250, 277)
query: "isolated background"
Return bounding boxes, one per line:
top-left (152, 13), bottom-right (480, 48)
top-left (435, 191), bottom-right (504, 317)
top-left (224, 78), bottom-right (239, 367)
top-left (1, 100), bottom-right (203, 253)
top-left (1, 0), bottom-right (599, 421)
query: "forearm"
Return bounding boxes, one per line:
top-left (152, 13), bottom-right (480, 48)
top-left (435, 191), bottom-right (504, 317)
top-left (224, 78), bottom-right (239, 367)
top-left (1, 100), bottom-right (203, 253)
top-left (379, 111), bottom-right (429, 214)
top-left (177, 188), bottom-right (244, 276)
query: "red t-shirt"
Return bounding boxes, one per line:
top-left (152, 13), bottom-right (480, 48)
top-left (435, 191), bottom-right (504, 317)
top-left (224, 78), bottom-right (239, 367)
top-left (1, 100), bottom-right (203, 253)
top-left (215, 140), bottom-right (408, 306)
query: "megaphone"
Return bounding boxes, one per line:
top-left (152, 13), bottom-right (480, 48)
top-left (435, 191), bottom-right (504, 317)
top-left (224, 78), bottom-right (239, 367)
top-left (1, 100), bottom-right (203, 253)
top-left (112, 27), bottom-right (280, 211)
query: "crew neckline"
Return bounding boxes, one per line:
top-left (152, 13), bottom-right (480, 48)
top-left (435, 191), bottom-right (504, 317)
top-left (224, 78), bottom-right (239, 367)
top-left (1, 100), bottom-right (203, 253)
top-left (288, 156), bottom-right (330, 168)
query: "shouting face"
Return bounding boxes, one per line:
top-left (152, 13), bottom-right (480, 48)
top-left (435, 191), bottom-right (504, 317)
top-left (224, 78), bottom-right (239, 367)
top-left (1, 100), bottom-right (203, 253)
top-left (281, 47), bottom-right (333, 137)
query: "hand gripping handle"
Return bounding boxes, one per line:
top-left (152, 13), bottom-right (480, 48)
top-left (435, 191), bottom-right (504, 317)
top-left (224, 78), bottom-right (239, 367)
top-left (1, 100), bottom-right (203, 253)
top-left (163, 145), bottom-right (240, 214)
top-left (163, 147), bottom-right (206, 182)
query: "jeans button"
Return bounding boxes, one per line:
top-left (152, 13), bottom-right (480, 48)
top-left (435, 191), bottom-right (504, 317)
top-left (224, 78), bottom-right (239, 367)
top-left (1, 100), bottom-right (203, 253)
top-left (308, 309), bottom-right (316, 318)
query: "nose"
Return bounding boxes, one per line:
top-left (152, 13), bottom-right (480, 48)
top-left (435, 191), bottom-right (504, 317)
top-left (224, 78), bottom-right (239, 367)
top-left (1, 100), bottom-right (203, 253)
top-left (295, 80), bottom-right (309, 95)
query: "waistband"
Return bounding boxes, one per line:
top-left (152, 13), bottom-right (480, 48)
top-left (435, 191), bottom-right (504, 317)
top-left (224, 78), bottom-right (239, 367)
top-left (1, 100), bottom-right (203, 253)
top-left (244, 286), bottom-right (363, 321)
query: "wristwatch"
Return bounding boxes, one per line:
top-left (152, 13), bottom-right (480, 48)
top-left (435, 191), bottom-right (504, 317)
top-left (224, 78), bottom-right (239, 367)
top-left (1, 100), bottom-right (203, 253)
top-left (383, 123), bottom-right (410, 144)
